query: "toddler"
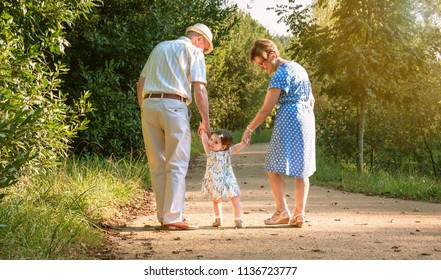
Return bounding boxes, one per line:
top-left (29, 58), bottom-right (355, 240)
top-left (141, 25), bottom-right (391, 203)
top-left (200, 129), bottom-right (247, 228)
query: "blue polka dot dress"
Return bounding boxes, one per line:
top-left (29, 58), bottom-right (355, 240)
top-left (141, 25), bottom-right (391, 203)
top-left (265, 62), bottom-right (316, 178)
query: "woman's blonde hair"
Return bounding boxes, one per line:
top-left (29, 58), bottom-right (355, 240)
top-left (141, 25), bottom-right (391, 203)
top-left (249, 39), bottom-right (280, 62)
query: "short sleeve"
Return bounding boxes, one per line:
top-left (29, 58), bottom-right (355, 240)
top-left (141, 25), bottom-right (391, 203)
top-left (268, 64), bottom-right (291, 93)
top-left (189, 49), bottom-right (207, 84)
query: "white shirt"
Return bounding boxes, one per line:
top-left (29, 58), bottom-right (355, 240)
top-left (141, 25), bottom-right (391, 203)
top-left (140, 36), bottom-right (207, 104)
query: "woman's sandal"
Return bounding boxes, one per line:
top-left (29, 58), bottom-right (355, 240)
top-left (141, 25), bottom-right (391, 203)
top-left (289, 214), bottom-right (305, 228)
top-left (264, 210), bottom-right (290, 225)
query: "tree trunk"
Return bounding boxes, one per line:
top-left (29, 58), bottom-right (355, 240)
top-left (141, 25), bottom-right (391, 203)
top-left (422, 135), bottom-right (438, 178)
top-left (357, 94), bottom-right (367, 173)
top-left (356, 7), bottom-right (372, 174)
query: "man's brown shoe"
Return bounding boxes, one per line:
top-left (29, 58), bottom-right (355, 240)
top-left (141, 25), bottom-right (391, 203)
top-left (163, 220), bottom-right (198, 230)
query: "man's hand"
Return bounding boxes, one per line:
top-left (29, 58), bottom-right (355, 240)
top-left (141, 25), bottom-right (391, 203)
top-left (198, 122), bottom-right (210, 136)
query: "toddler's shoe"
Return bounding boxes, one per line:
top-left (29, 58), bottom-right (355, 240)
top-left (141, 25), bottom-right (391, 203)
top-left (212, 218), bottom-right (222, 227)
top-left (234, 219), bottom-right (243, 228)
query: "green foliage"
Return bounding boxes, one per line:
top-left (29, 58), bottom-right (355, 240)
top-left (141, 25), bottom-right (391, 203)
top-left (193, 12), bottom-right (288, 132)
top-left (278, 0), bottom-right (441, 175)
top-left (0, 154), bottom-right (148, 259)
top-left (72, 60), bottom-right (139, 155)
top-left (196, 12), bottom-right (267, 130)
top-left (63, 0), bottom-right (238, 156)
top-left (0, 0), bottom-right (94, 191)
top-left (312, 148), bottom-right (441, 203)
top-left (314, 67), bottom-right (441, 178)
top-left (314, 95), bottom-right (357, 162)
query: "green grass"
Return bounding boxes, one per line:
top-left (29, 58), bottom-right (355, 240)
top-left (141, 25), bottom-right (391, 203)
top-left (0, 155), bottom-right (149, 259)
top-left (312, 150), bottom-right (441, 203)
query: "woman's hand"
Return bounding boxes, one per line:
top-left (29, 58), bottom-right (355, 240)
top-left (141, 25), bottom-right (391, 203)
top-left (310, 95), bottom-right (315, 109)
top-left (242, 129), bottom-right (252, 145)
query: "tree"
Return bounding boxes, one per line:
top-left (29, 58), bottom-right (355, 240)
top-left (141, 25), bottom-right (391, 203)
top-left (194, 12), bottom-right (275, 131)
top-left (0, 0), bottom-right (94, 192)
top-left (279, 0), bottom-right (441, 173)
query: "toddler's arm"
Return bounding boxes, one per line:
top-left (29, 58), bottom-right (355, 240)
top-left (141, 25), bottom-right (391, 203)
top-left (200, 130), bottom-right (210, 155)
top-left (231, 140), bottom-right (248, 155)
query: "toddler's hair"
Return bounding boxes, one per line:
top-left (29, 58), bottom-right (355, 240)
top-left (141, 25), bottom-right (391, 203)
top-left (212, 129), bottom-right (233, 150)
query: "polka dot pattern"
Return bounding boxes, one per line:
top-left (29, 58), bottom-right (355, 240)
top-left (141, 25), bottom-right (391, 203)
top-left (264, 62), bottom-right (316, 178)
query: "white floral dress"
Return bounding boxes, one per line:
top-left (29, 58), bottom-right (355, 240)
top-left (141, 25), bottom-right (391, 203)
top-left (201, 148), bottom-right (240, 200)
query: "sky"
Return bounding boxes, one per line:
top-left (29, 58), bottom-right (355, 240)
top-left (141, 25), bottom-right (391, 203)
top-left (229, 0), bottom-right (311, 36)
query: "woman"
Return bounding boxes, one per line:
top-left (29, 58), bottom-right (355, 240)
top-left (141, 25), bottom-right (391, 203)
top-left (242, 39), bottom-right (316, 228)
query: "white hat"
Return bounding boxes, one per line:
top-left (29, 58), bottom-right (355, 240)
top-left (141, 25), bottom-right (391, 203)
top-left (186, 23), bottom-right (213, 54)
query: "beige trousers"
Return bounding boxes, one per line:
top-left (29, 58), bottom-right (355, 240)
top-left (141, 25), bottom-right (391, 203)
top-left (141, 98), bottom-right (191, 225)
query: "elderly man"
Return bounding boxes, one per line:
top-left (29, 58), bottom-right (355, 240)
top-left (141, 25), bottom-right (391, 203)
top-left (137, 23), bottom-right (213, 230)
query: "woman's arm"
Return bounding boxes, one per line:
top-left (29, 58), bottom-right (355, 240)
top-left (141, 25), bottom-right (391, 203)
top-left (242, 88), bottom-right (281, 144)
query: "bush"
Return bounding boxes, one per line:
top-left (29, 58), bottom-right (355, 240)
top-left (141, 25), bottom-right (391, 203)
top-left (0, 0), bottom-right (94, 192)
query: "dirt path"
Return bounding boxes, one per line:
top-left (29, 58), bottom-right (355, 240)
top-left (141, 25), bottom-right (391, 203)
top-left (99, 143), bottom-right (441, 260)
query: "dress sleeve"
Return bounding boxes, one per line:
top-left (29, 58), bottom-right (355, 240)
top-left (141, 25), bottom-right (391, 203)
top-left (268, 65), bottom-right (291, 93)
